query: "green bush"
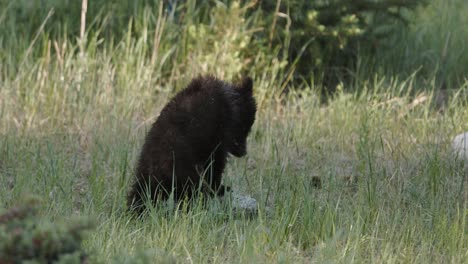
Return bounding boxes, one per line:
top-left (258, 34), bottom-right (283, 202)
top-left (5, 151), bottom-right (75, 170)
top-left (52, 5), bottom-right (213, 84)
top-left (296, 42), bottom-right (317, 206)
top-left (0, 198), bottom-right (94, 264)
top-left (258, 0), bottom-right (427, 93)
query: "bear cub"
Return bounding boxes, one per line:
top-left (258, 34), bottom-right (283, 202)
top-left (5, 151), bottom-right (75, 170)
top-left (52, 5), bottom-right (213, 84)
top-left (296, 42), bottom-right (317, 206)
top-left (128, 76), bottom-right (257, 213)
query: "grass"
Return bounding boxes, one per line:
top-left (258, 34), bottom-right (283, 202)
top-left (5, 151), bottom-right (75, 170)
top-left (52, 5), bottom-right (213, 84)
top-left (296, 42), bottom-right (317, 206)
top-left (0, 0), bottom-right (467, 263)
top-left (1, 80), bottom-right (466, 263)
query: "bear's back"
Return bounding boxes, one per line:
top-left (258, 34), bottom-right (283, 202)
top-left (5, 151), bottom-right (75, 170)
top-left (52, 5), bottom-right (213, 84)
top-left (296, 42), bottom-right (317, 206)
top-left (142, 77), bottom-right (232, 164)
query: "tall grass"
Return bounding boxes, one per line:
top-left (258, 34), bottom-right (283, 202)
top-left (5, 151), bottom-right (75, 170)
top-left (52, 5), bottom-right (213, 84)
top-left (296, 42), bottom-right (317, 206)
top-left (0, 0), bottom-right (467, 263)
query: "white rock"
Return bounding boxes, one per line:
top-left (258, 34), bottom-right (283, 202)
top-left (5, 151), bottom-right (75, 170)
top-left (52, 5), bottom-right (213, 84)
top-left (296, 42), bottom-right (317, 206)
top-left (452, 132), bottom-right (468, 161)
top-left (226, 191), bottom-right (258, 211)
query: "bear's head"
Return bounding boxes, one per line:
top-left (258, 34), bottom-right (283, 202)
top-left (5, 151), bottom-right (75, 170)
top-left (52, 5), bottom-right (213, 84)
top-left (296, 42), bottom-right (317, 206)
top-left (226, 77), bottom-right (257, 157)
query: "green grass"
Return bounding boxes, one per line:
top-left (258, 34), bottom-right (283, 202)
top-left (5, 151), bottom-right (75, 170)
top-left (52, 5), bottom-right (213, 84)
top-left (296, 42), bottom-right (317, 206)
top-left (1, 0), bottom-right (467, 263)
top-left (1, 81), bottom-right (466, 263)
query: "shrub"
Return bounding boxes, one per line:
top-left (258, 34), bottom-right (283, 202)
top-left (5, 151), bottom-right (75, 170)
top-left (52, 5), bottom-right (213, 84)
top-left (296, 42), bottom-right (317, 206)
top-left (0, 198), bottom-right (94, 264)
top-left (259, 0), bottom-right (427, 93)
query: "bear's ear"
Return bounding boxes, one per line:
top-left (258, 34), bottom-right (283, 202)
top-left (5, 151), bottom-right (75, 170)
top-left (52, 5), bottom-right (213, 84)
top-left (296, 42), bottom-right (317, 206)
top-left (239, 76), bottom-right (253, 95)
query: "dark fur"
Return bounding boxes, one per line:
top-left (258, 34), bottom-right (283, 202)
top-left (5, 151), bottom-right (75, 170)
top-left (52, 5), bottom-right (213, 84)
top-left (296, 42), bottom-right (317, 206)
top-left (128, 76), bottom-right (256, 214)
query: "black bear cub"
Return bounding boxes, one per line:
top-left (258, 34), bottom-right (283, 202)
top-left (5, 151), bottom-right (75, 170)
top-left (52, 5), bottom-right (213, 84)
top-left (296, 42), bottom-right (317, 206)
top-left (128, 76), bottom-right (256, 213)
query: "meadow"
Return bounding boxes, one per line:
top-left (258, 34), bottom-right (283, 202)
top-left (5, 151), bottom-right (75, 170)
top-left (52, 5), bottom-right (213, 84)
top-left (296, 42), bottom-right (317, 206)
top-left (0, 0), bottom-right (467, 263)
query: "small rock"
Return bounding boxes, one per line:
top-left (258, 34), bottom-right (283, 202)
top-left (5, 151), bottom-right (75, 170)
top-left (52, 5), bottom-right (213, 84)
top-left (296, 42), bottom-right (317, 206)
top-left (224, 191), bottom-right (258, 212)
top-left (452, 132), bottom-right (468, 161)
top-left (310, 176), bottom-right (322, 189)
